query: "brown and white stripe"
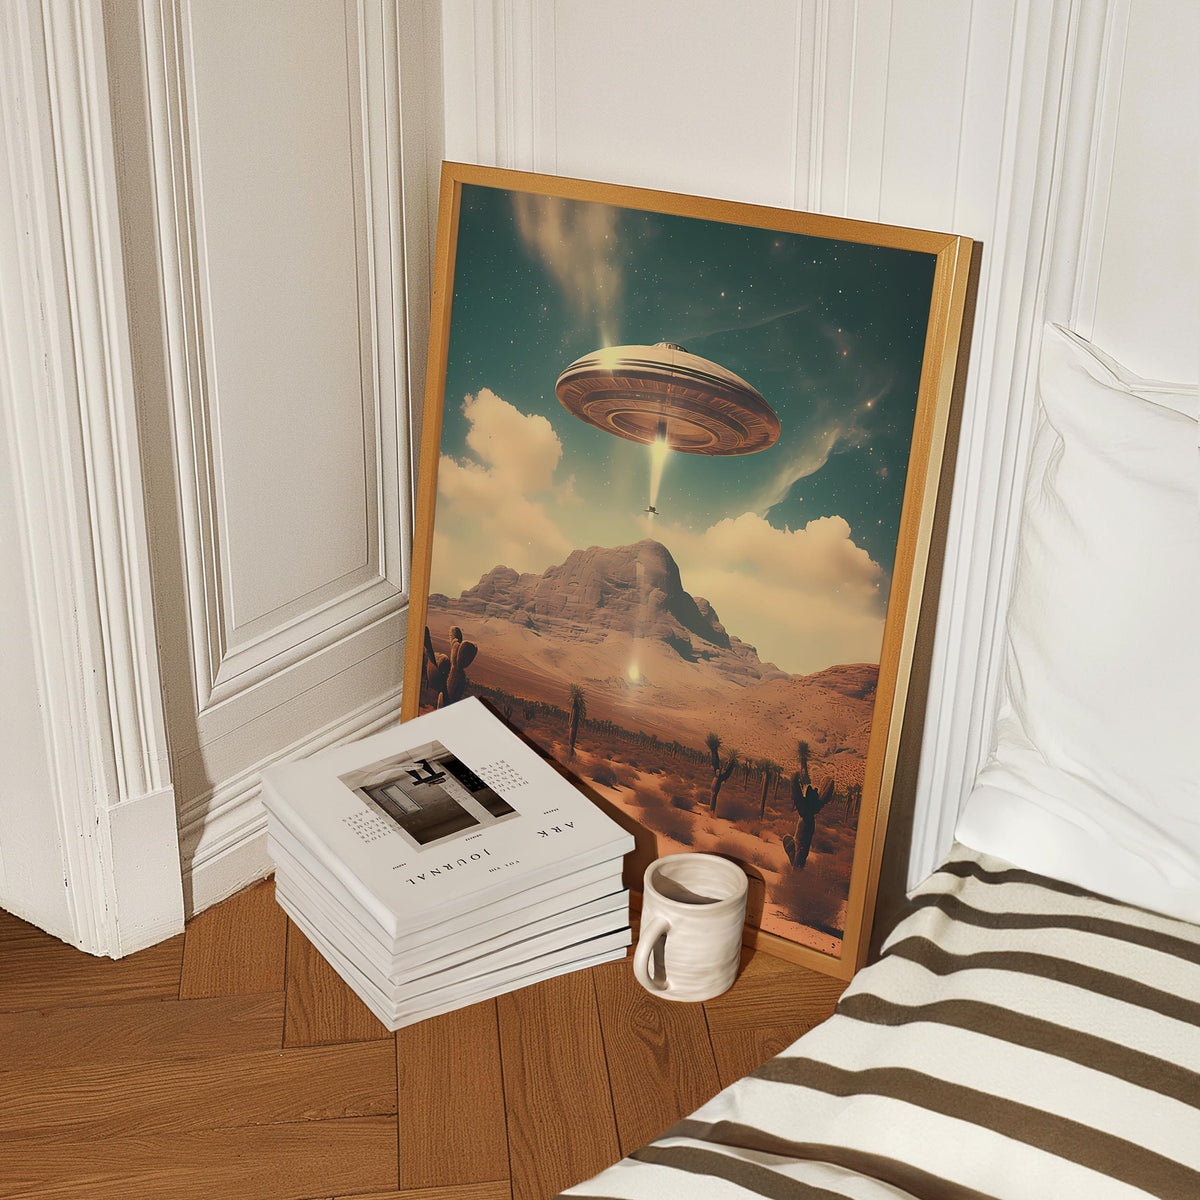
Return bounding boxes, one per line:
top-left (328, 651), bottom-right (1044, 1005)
top-left (559, 845), bottom-right (1200, 1200)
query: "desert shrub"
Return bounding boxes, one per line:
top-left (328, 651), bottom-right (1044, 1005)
top-left (813, 827), bottom-right (841, 856)
top-left (639, 802), bottom-right (698, 846)
top-left (649, 773), bottom-right (698, 809)
top-left (818, 824), bottom-right (855, 858)
top-left (769, 856), bottom-right (847, 935)
top-left (713, 825), bottom-right (778, 872)
top-left (715, 791), bottom-right (760, 823)
top-left (608, 761), bottom-right (641, 789)
top-left (588, 763), bottom-right (618, 789)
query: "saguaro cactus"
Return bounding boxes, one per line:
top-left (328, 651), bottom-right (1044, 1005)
top-left (441, 627), bottom-right (478, 706)
top-left (706, 731), bottom-right (740, 816)
top-left (783, 773), bottom-right (834, 868)
top-left (758, 759), bottom-right (782, 820)
top-left (567, 684), bottom-right (587, 758)
top-left (422, 626), bottom-right (449, 706)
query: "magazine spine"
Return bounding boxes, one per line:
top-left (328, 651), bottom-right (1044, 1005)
top-left (260, 784), bottom-right (401, 936)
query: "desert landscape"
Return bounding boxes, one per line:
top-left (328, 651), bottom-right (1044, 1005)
top-left (419, 538), bottom-right (877, 954)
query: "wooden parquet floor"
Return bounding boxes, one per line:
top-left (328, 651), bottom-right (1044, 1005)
top-left (0, 879), bottom-right (846, 1200)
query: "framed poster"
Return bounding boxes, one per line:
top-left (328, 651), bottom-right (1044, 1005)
top-left (403, 162), bottom-right (972, 978)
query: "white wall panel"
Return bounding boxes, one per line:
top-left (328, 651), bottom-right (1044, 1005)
top-left (185, 0), bottom-right (374, 630)
top-left (950, 1), bottom-right (1020, 239)
top-left (1087, 0), bottom-right (1198, 382)
top-left (0, 54), bottom-right (69, 935)
top-left (809, 2), bottom-right (857, 216)
top-left (540, 0), bottom-right (804, 206)
top-left (141, 0), bottom-right (401, 716)
top-left (552, 0), bottom-right (800, 204)
top-left (2, 0), bottom-right (433, 949)
top-left (841, 0), bottom-right (892, 221)
top-left (875, 1), bottom-right (972, 231)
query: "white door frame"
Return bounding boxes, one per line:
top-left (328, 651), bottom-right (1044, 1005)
top-left (0, 0), bottom-right (183, 956)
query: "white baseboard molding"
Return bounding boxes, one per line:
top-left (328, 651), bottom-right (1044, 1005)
top-left (102, 785), bottom-right (186, 957)
top-left (186, 822), bottom-right (275, 921)
top-left (182, 687), bottom-right (406, 919)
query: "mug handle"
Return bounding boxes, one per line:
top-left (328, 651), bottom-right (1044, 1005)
top-left (632, 913), bottom-right (671, 993)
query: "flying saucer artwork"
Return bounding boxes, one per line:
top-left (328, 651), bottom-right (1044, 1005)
top-left (555, 342), bottom-right (780, 456)
top-left (556, 341), bottom-right (778, 513)
top-left (404, 164), bottom-right (973, 979)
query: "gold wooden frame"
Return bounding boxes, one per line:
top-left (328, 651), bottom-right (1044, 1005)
top-left (404, 162), bottom-right (973, 979)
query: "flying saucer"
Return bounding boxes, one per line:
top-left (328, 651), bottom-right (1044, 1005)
top-left (555, 342), bottom-right (780, 456)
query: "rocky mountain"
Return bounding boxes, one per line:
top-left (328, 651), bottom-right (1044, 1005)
top-left (804, 662), bottom-right (879, 702)
top-left (431, 539), bottom-right (786, 686)
top-left (427, 540), bottom-right (879, 766)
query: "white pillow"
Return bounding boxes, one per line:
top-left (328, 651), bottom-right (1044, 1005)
top-left (957, 323), bottom-right (1200, 921)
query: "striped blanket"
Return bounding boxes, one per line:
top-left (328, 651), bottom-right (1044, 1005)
top-left (560, 845), bottom-right (1200, 1200)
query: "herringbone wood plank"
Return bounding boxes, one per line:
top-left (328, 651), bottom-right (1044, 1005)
top-left (709, 1021), bottom-right (816, 1089)
top-left (0, 1117), bottom-right (398, 1200)
top-left (591, 954), bottom-right (722, 1154)
top-left (702, 942), bottom-right (846, 1032)
top-left (179, 876), bottom-right (288, 998)
top-left (0, 992), bottom-right (284, 1071)
top-left (283, 918), bottom-right (391, 1046)
top-left (395, 997), bottom-right (508, 1189)
top-left (497, 970), bottom-right (621, 1200)
top-left (0, 913), bottom-right (183, 1013)
top-left (331, 1185), bottom-right (511, 1200)
top-left (0, 1039), bottom-right (396, 1140)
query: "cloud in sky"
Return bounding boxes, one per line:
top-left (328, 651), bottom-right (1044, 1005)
top-left (512, 193), bottom-right (622, 343)
top-left (752, 422), bottom-right (845, 515)
top-left (750, 378), bottom-right (893, 516)
top-left (431, 389), bottom-right (572, 595)
top-left (658, 511), bottom-right (887, 675)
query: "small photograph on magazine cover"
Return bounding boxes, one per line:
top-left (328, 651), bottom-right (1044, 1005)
top-left (339, 739), bottom-right (516, 849)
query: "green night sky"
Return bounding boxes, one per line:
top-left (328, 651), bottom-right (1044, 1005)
top-left (430, 183), bottom-right (936, 676)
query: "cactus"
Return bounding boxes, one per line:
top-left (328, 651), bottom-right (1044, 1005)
top-left (783, 773), bottom-right (834, 868)
top-left (422, 626), bottom-right (450, 707)
top-left (758, 758), bottom-right (782, 821)
top-left (706, 731), bottom-right (740, 816)
top-left (567, 683), bottom-right (587, 758)
top-left (846, 782), bottom-right (863, 820)
top-left (441, 627), bottom-right (478, 706)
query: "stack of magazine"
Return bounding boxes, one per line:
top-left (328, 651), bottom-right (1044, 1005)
top-left (260, 696), bottom-right (634, 1030)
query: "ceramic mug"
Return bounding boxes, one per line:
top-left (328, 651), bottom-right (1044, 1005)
top-left (631, 852), bottom-right (748, 1002)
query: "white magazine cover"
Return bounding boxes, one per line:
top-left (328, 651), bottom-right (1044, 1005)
top-left (260, 697), bottom-right (634, 937)
top-left (277, 888), bottom-right (630, 1030)
top-left (266, 819), bottom-right (626, 960)
top-left (275, 867), bottom-right (628, 987)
